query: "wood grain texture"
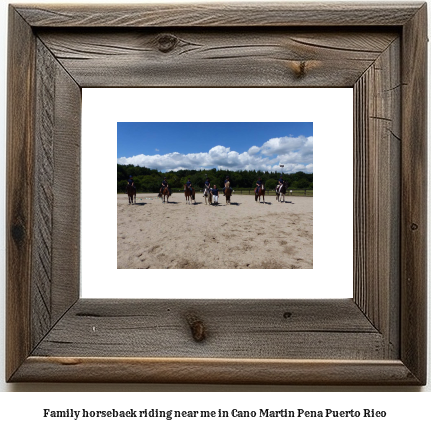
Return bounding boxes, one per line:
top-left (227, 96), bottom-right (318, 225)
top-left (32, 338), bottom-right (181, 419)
top-left (12, 358), bottom-right (420, 385)
top-left (32, 299), bottom-right (384, 360)
top-left (400, 3), bottom-right (428, 384)
top-left (32, 38), bottom-right (81, 348)
top-left (32, 40), bottom-right (56, 347)
top-left (50, 52), bottom-right (81, 324)
top-left (36, 29), bottom-right (398, 88)
top-left (15, 2), bottom-right (423, 27)
top-left (6, 2), bottom-right (427, 385)
top-left (353, 38), bottom-right (401, 359)
top-left (6, 7), bottom-right (36, 381)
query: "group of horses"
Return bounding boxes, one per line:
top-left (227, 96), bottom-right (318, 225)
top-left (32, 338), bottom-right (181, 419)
top-left (202, 182), bottom-right (232, 206)
top-left (126, 182), bottom-right (287, 205)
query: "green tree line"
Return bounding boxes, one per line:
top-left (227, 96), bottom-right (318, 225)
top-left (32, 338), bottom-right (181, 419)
top-left (118, 164), bottom-right (313, 193)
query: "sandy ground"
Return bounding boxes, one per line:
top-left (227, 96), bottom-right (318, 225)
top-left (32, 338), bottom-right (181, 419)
top-left (117, 193), bottom-right (313, 269)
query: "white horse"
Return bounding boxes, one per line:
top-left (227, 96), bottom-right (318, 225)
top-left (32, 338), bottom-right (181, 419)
top-left (204, 185), bottom-right (212, 205)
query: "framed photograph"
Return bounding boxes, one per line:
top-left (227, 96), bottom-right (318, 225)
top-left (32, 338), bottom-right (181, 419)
top-left (115, 120), bottom-right (314, 270)
top-left (6, 2), bottom-right (427, 384)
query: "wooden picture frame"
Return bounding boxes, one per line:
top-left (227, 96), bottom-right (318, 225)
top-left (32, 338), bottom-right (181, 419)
top-left (6, 2), bottom-right (427, 385)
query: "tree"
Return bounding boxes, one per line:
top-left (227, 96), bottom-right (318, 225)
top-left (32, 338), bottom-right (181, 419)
top-left (265, 179), bottom-right (277, 190)
top-left (117, 164), bottom-right (313, 192)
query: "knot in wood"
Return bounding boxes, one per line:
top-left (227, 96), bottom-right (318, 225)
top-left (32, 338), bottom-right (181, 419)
top-left (288, 60), bottom-right (309, 79)
top-left (186, 315), bottom-right (206, 342)
top-left (411, 223), bottom-right (418, 231)
top-left (295, 61), bottom-right (307, 78)
top-left (11, 222), bottom-right (25, 245)
top-left (157, 34), bottom-right (178, 53)
top-left (283, 311), bottom-right (292, 319)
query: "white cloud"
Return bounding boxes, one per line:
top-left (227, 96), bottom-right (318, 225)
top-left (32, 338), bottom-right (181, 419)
top-left (248, 146), bottom-right (260, 155)
top-left (118, 136), bottom-right (313, 173)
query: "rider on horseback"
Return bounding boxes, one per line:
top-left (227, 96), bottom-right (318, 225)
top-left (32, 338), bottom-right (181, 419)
top-left (161, 177), bottom-right (171, 196)
top-left (276, 175), bottom-right (285, 193)
top-left (255, 177), bottom-right (263, 194)
top-left (203, 178), bottom-right (210, 197)
top-left (223, 176), bottom-right (232, 196)
top-left (186, 178), bottom-right (193, 194)
top-left (128, 175), bottom-right (136, 191)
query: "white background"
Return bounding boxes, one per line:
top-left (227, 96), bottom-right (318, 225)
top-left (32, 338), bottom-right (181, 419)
top-left (0, 0), bottom-right (429, 421)
top-left (82, 87), bottom-right (353, 299)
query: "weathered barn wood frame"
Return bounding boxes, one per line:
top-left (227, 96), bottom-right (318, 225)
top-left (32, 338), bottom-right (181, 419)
top-left (6, 2), bottom-right (427, 384)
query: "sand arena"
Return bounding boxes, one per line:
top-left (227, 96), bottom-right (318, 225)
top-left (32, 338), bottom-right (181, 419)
top-left (117, 193), bottom-right (312, 269)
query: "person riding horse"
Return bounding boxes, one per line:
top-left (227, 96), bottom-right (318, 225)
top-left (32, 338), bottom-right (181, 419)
top-left (126, 175), bottom-right (136, 204)
top-left (255, 177), bottom-right (263, 195)
top-left (160, 177), bottom-right (171, 196)
top-left (203, 178), bottom-right (211, 197)
top-left (127, 175), bottom-right (136, 193)
top-left (186, 178), bottom-right (193, 193)
top-left (223, 176), bottom-right (232, 196)
top-left (276, 176), bottom-right (285, 193)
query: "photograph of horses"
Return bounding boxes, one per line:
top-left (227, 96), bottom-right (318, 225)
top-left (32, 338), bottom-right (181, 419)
top-left (117, 122), bottom-right (313, 269)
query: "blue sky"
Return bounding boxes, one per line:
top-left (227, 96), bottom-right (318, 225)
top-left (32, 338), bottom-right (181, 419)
top-left (117, 122), bottom-right (313, 173)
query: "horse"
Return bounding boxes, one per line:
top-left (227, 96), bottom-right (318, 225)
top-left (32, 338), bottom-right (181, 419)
top-left (126, 184), bottom-right (136, 204)
top-left (276, 184), bottom-right (286, 202)
top-left (204, 185), bottom-right (212, 205)
top-left (255, 184), bottom-right (265, 203)
top-left (158, 187), bottom-right (169, 203)
top-left (224, 181), bottom-right (232, 205)
top-left (184, 184), bottom-right (195, 204)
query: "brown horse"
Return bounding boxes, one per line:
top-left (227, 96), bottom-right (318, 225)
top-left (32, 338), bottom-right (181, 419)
top-left (184, 184), bottom-right (195, 204)
top-left (126, 184), bottom-right (136, 204)
top-left (225, 181), bottom-right (232, 205)
top-left (276, 184), bottom-right (286, 202)
top-left (255, 184), bottom-right (265, 203)
top-left (158, 187), bottom-right (169, 203)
